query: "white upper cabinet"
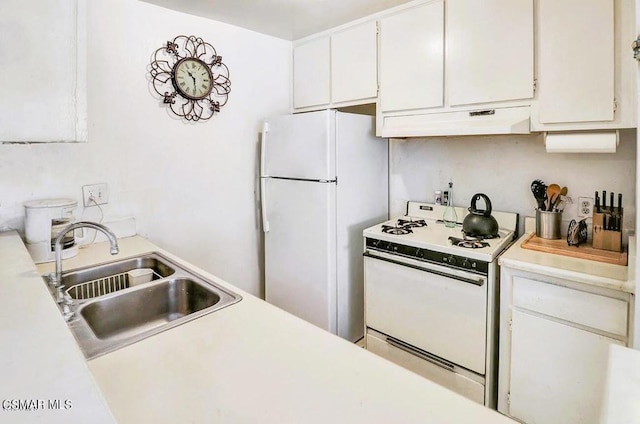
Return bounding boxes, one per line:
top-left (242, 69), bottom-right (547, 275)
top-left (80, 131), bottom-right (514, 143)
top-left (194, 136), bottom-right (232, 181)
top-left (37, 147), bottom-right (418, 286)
top-left (446, 0), bottom-right (533, 106)
top-left (292, 0), bottom-right (635, 133)
top-left (0, 0), bottom-right (86, 142)
top-left (537, 0), bottom-right (613, 124)
top-left (293, 37), bottom-right (331, 109)
top-left (293, 20), bottom-right (377, 110)
top-left (379, 1), bottom-right (444, 112)
top-left (532, 0), bottom-right (636, 130)
top-left (377, 0), bottom-right (534, 138)
top-left (331, 21), bottom-right (378, 105)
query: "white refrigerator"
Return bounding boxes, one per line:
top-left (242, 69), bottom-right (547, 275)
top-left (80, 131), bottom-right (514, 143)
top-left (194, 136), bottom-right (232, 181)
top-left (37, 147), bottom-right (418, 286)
top-left (260, 110), bottom-right (388, 342)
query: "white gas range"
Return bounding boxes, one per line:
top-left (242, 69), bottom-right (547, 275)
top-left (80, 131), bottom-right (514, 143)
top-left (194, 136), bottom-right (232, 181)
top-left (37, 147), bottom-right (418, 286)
top-left (363, 201), bottom-right (518, 408)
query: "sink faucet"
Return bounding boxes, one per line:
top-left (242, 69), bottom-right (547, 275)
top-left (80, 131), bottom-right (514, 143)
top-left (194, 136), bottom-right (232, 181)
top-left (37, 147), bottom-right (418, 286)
top-left (49, 221), bottom-right (120, 288)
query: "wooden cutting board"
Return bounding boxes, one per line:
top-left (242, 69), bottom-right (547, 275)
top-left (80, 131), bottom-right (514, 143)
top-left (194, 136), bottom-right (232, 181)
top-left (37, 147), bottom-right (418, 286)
top-left (520, 233), bottom-right (628, 266)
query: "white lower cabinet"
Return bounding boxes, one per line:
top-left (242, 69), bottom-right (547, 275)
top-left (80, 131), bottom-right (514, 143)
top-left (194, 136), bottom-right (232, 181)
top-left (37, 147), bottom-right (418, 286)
top-left (498, 271), bottom-right (631, 424)
top-left (509, 310), bottom-right (623, 424)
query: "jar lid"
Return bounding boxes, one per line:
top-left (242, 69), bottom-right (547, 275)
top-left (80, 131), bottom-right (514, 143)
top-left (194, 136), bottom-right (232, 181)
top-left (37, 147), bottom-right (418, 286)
top-left (24, 198), bottom-right (78, 209)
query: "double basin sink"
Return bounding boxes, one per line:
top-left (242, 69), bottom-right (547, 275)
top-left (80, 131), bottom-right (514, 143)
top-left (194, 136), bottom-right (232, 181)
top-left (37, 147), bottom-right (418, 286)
top-left (44, 252), bottom-right (241, 359)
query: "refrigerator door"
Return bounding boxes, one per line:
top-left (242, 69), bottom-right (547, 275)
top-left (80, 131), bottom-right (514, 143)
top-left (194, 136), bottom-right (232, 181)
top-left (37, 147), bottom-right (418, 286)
top-left (263, 177), bottom-right (337, 333)
top-left (261, 110), bottom-right (335, 180)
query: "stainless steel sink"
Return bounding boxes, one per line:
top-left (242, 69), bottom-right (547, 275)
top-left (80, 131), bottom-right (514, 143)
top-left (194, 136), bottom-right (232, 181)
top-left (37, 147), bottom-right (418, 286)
top-left (80, 278), bottom-right (221, 340)
top-left (43, 252), bottom-right (241, 359)
top-left (61, 255), bottom-right (176, 298)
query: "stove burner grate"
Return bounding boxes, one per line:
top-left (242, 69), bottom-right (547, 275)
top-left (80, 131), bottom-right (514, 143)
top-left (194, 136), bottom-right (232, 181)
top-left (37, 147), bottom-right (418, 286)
top-left (448, 236), bottom-right (490, 249)
top-left (461, 231), bottom-right (500, 240)
top-left (397, 218), bottom-right (427, 228)
top-left (382, 225), bottom-right (413, 235)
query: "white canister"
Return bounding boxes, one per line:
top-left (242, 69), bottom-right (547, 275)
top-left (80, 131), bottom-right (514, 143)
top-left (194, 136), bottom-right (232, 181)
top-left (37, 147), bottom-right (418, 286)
top-left (127, 268), bottom-right (154, 286)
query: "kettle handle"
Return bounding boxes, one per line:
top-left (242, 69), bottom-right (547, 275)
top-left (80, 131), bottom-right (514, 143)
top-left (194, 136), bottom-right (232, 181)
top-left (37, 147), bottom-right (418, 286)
top-left (471, 193), bottom-right (492, 216)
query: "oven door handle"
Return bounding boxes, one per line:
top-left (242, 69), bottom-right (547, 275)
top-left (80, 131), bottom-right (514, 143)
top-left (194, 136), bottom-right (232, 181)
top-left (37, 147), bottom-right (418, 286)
top-left (385, 336), bottom-right (455, 371)
top-left (363, 252), bottom-right (486, 287)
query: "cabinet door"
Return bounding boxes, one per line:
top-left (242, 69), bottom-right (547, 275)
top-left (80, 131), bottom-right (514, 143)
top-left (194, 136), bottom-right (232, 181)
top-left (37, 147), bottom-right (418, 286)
top-left (331, 21), bottom-right (377, 104)
top-left (509, 310), bottom-right (624, 424)
top-left (0, 0), bottom-right (86, 142)
top-left (536, 0), bottom-right (614, 123)
top-left (379, 1), bottom-right (444, 112)
top-left (293, 37), bottom-right (330, 109)
top-left (446, 0), bottom-right (533, 106)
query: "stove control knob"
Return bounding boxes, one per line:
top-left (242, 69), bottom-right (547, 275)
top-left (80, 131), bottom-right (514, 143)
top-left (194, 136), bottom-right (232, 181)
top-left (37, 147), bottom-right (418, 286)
top-left (415, 249), bottom-right (424, 259)
top-left (447, 255), bottom-right (457, 266)
top-left (462, 259), bottom-right (472, 269)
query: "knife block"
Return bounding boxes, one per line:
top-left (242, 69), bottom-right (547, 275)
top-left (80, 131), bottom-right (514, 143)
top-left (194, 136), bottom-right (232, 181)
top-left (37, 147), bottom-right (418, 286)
top-left (592, 209), bottom-right (622, 252)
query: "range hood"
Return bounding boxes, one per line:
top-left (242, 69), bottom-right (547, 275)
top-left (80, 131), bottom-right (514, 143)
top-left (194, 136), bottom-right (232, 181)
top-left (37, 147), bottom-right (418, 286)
top-left (380, 106), bottom-right (531, 138)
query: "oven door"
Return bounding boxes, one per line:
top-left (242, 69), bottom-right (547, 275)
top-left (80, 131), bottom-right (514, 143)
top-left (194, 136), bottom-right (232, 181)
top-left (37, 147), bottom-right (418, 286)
top-left (364, 252), bottom-right (488, 375)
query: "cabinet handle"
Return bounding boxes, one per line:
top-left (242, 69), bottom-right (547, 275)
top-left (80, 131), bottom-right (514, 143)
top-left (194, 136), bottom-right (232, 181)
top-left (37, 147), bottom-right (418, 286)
top-left (469, 109), bottom-right (495, 117)
top-left (386, 336), bottom-right (455, 371)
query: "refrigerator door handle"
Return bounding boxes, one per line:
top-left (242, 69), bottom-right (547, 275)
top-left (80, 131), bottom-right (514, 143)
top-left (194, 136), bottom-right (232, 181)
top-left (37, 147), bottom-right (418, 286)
top-left (260, 122), bottom-right (270, 232)
top-left (260, 121), bottom-right (269, 177)
top-left (260, 178), bottom-right (269, 233)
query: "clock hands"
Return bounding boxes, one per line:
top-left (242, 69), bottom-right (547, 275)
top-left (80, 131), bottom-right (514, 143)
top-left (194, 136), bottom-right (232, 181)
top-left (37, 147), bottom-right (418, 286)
top-left (187, 70), bottom-right (197, 91)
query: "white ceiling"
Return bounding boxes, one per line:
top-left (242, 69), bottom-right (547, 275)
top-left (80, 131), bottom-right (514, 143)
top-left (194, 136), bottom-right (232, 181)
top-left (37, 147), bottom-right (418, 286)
top-left (140, 0), bottom-right (414, 40)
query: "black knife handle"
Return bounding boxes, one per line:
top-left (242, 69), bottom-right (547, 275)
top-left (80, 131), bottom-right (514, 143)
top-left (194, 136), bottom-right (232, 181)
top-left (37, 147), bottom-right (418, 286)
top-left (610, 192), bottom-right (614, 212)
top-left (602, 190), bottom-right (607, 209)
top-left (618, 193), bottom-right (623, 213)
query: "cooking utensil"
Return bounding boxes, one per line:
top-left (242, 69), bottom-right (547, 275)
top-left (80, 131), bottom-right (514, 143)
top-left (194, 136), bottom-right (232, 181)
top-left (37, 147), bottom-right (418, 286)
top-left (549, 186), bottom-right (568, 211)
top-left (462, 193), bottom-right (499, 237)
top-left (531, 179), bottom-right (547, 211)
top-left (612, 193), bottom-right (623, 231)
top-left (554, 195), bottom-right (568, 213)
top-left (546, 184), bottom-right (561, 211)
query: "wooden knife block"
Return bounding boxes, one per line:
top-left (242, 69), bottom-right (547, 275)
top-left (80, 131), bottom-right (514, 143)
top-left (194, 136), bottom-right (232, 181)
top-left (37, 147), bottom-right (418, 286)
top-left (592, 210), bottom-right (622, 252)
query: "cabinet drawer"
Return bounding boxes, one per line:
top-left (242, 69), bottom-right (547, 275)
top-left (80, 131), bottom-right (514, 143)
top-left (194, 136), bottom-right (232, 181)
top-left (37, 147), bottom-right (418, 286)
top-left (512, 277), bottom-right (627, 336)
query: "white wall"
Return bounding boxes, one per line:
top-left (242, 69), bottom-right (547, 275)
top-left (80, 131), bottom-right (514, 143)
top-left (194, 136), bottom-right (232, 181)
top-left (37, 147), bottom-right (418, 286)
top-left (0, 0), bottom-right (291, 296)
top-left (389, 130), bottom-right (637, 236)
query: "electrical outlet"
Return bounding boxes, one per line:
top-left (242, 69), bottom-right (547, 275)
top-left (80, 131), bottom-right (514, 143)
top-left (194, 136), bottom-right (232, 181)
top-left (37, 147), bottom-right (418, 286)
top-left (82, 183), bottom-right (109, 206)
top-left (578, 196), bottom-right (594, 218)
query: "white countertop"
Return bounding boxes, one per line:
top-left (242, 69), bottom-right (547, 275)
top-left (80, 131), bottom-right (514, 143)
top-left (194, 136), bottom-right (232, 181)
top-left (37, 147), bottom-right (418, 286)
top-left (0, 231), bottom-right (517, 423)
top-left (0, 231), bottom-right (115, 423)
top-left (499, 232), bottom-right (634, 293)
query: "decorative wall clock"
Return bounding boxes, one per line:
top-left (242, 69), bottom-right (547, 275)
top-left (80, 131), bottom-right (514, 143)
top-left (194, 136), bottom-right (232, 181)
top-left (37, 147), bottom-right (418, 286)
top-left (150, 35), bottom-right (231, 121)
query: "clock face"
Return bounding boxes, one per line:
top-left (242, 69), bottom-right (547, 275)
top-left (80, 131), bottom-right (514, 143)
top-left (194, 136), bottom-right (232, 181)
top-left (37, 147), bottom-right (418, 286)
top-left (173, 58), bottom-right (213, 100)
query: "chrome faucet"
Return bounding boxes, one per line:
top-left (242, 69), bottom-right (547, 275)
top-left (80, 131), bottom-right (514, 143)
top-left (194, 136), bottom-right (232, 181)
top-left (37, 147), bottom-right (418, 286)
top-left (49, 221), bottom-right (120, 288)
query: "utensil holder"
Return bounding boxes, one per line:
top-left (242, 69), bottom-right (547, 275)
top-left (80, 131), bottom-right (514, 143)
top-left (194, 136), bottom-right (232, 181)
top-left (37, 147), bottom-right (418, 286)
top-left (536, 209), bottom-right (562, 240)
top-left (592, 209), bottom-right (623, 252)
